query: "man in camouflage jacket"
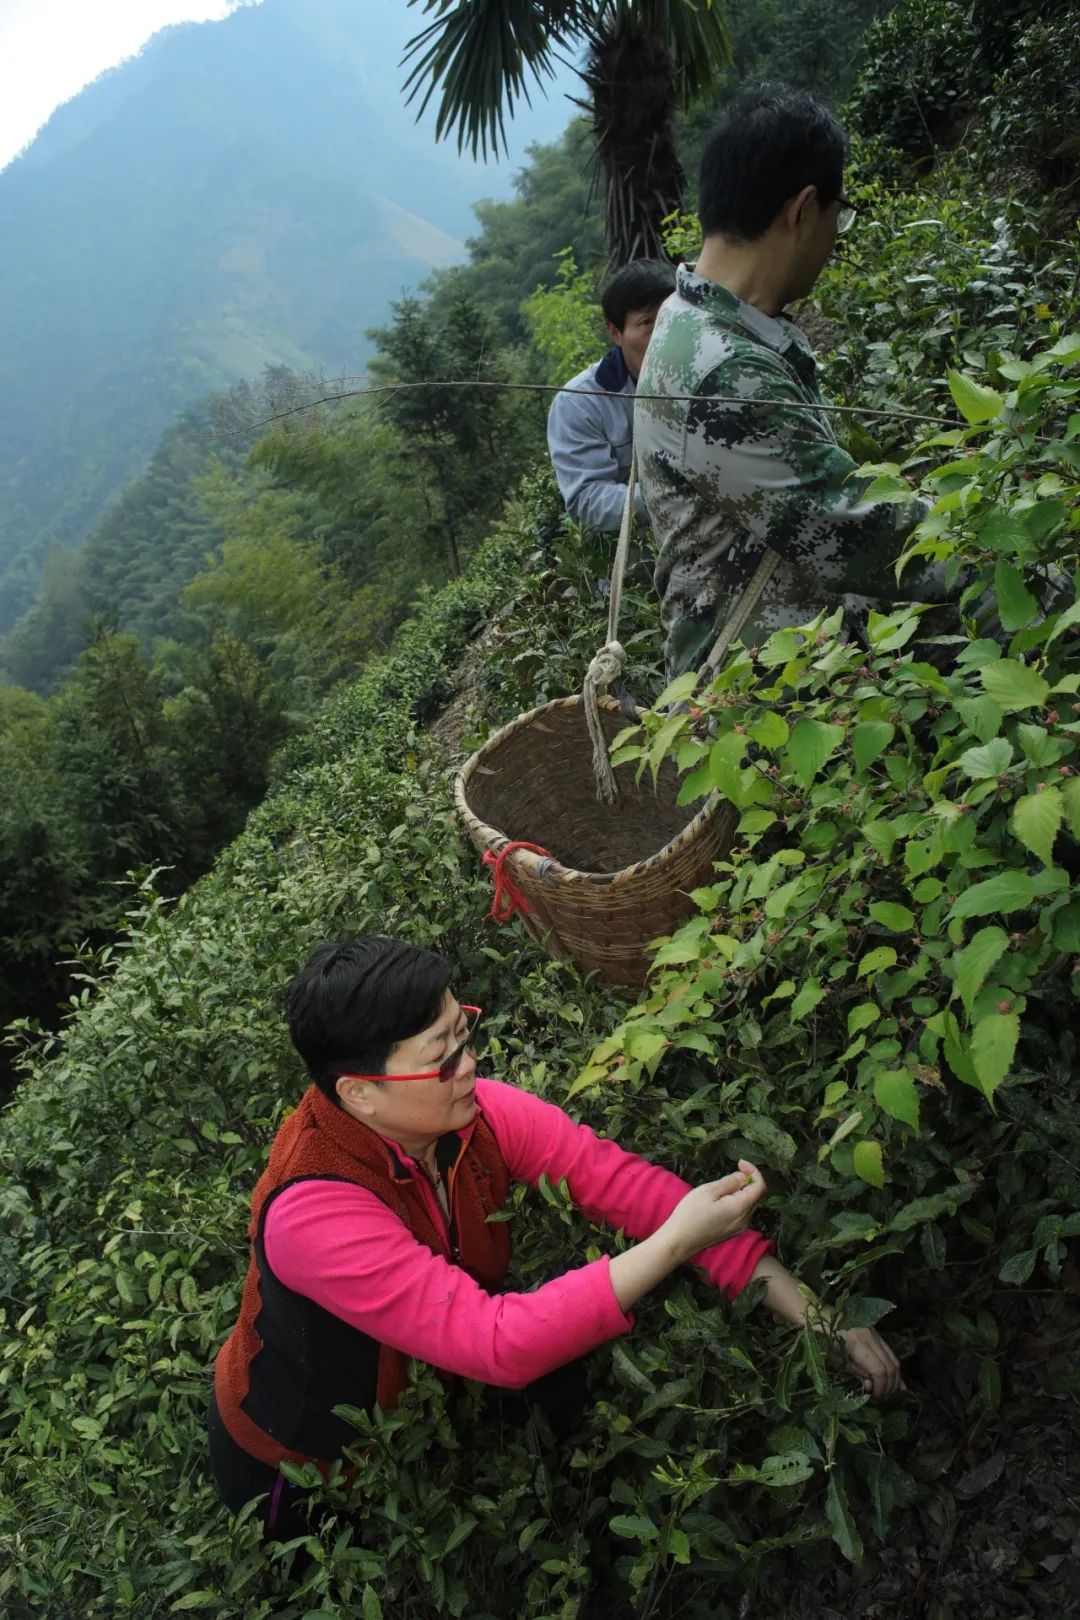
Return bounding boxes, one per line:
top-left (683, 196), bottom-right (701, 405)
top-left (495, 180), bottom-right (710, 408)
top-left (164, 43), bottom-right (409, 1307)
top-left (636, 85), bottom-right (952, 678)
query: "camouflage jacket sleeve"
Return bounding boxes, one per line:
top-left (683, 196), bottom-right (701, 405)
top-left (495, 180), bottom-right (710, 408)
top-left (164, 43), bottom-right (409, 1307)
top-left (690, 351), bottom-right (946, 603)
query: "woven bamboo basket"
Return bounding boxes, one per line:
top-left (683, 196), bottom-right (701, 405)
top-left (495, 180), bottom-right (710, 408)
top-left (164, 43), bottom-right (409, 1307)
top-left (455, 694), bottom-right (737, 989)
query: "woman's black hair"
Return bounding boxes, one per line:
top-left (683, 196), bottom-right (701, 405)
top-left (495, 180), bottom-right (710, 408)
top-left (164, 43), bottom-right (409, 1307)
top-left (601, 259), bottom-right (676, 331)
top-left (698, 83), bottom-right (846, 243)
top-left (286, 937), bottom-right (452, 1100)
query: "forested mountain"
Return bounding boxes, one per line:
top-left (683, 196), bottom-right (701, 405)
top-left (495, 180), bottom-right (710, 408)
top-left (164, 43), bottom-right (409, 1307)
top-left (0, 0), bottom-right (572, 629)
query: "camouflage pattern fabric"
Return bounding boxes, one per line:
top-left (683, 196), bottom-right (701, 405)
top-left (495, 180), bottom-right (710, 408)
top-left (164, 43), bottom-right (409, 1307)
top-left (635, 264), bottom-right (947, 678)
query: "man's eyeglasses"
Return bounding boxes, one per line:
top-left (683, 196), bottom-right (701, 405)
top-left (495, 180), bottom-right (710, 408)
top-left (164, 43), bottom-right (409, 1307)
top-left (336, 1005), bottom-right (483, 1086)
top-left (836, 195), bottom-right (860, 235)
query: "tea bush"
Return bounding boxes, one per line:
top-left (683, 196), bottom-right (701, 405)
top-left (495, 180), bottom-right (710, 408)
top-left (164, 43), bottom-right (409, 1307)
top-left (3, 91), bottom-right (1080, 1620)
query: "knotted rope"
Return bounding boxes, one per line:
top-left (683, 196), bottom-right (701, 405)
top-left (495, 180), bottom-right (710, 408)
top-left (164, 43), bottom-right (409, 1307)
top-left (482, 840), bottom-right (553, 922)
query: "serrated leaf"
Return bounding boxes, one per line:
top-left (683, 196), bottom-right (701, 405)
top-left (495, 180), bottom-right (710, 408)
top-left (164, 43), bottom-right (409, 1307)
top-left (790, 978), bottom-right (826, 1020)
top-left (788, 718), bottom-right (845, 788)
top-left (949, 871), bottom-right (1034, 919)
top-left (1011, 788), bottom-right (1063, 867)
top-left (874, 1068), bottom-right (920, 1132)
top-left (948, 369), bottom-right (1003, 425)
top-left (958, 738), bottom-right (1013, 779)
top-left (840, 1295), bottom-right (895, 1329)
top-left (709, 730), bottom-right (749, 803)
top-left (852, 721), bottom-right (895, 773)
top-left (980, 659), bottom-right (1050, 711)
top-left (953, 927), bottom-right (1009, 1015)
top-left (609, 1514), bottom-right (659, 1540)
top-left (869, 901), bottom-right (915, 932)
top-left (826, 1474), bottom-right (863, 1563)
top-left (956, 694), bottom-right (1002, 743)
top-left (1051, 902), bottom-right (1080, 952)
top-left (970, 1012), bottom-right (1019, 1103)
top-left (863, 819), bottom-right (897, 860)
top-left (1060, 777), bottom-right (1080, 838)
top-left (998, 1249), bottom-right (1036, 1284)
top-left (847, 1002), bottom-right (879, 1035)
top-left (749, 710), bottom-right (789, 748)
top-left (858, 946), bottom-right (897, 978)
top-left (993, 561), bottom-right (1038, 631)
top-left (853, 1139), bottom-right (886, 1187)
top-left (734, 1112), bottom-right (797, 1165)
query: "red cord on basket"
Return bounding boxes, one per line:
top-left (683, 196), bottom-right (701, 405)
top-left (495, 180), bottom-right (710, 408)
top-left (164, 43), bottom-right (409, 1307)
top-left (482, 841), bottom-right (553, 923)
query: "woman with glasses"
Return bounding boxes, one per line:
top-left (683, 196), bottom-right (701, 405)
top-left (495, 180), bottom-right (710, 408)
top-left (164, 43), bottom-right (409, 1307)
top-left (209, 935), bottom-right (901, 1534)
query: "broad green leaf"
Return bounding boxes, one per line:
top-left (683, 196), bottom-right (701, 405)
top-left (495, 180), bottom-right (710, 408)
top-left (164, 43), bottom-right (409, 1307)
top-left (1062, 778), bottom-right (1080, 838)
top-left (949, 871), bottom-right (1034, 919)
top-left (863, 819), bottom-right (898, 860)
top-left (852, 720), bottom-right (895, 773)
top-left (1051, 903), bottom-right (1080, 952)
top-left (1033, 331), bottom-right (1080, 368)
top-left (970, 1012), bottom-right (1019, 1104)
top-left (1011, 787), bottom-right (1063, 867)
top-left (847, 1002), bottom-right (880, 1035)
top-left (853, 1139), bottom-right (886, 1187)
top-left (739, 808), bottom-right (777, 835)
top-left (980, 659), bottom-right (1050, 711)
top-left (788, 718), bottom-right (845, 788)
top-left (858, 945), bottom-right (897, 978)
top-left (790, 978), bottom-right (826, 1020)
top-left (749, 710), bottom-right (789, 748)
top-left (956, 694), bottom-right (1002, 743)
top-left (953, 927), bottom-right (1009, 1015)
top-left (734, 1112), bottom-right (797, 1165)
top-left (709, 730), bottom-right (749, 803)
top-left (609, 1514), bottom-right (659, 1541)
top-left (624, 1027), bottom-right (667, 1066)
top-left (1046, 597), bottom-right (1080, 647)
top-left (993, 561), bottom-right (1037, 631)
top-left (362, 1587), bottom-right (385, 1620)
top-left (442, 1517), bottom-right (479, 1555)
top-left (947, 369), bottom-right (1003, 425)
top-left (998, 1249), bottom-right (1036, 1285)
top-left (655, 671), bottom-right (699, 709)
top-left (958, 738), bottom-right (1013, 779)
top-left (869, 901), bottom-right (915, 932)
top-left (874, 1068), bottom-right (920, 1132)
top-left (826, 1474), bottom-right (863, 1564)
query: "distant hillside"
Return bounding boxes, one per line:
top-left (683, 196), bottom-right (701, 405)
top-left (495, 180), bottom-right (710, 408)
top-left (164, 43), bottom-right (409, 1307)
top-left (0, 0), bottom-right (570, 629)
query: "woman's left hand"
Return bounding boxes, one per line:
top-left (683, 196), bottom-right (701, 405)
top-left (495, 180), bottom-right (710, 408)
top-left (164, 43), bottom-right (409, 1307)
top-left (835, 1325), bottom-right (905, 1399)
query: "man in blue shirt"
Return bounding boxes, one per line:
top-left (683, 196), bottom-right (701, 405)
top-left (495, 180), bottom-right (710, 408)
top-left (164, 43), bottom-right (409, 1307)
top-left (547, 260), bottom-right (676, 532)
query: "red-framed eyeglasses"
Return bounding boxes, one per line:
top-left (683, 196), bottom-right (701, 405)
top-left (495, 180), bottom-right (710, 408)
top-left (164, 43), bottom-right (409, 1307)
top-left (336, 1005), bottom-right (483, 1085)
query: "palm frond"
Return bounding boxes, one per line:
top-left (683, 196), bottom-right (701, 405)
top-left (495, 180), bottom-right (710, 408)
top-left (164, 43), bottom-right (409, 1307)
top-left (612, 0), bottom-right (732, 103)
top-left (402, 1), bottom-right (583, 159)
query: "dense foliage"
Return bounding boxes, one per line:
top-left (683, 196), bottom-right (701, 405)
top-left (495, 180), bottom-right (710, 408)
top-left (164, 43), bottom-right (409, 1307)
top-left (2, 1), bottom-right (1079, 1613)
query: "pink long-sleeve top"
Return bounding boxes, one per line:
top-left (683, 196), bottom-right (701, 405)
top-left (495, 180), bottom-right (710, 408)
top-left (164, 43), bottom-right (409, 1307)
top-left (264, 1077), bottom-right (773, 1390)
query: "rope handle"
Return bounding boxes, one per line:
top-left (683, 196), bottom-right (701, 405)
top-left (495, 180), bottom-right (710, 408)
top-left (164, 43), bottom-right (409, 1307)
top-left (582, 454), bottom-right (637, 803)
top-left (482, 840), bottom-right (553, 923)
top-left (582, 452), bottom-right (780, 801)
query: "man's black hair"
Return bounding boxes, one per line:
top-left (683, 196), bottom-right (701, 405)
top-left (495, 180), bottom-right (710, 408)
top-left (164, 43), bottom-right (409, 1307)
top-left (698, 83), bottom-right (846, 243)
top-left (286, 936), bottom-right (452, 1101)
top-left (601, 258), bottom-right (676, 331)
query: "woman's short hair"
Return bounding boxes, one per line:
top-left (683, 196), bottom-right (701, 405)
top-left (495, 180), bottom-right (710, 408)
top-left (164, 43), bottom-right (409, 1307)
top-left (601, 259), bottom-right (676, 331)
top-left (698, 83), bottom-right (846, 243)
top-left (286, 937), bottom-right (452, 1099)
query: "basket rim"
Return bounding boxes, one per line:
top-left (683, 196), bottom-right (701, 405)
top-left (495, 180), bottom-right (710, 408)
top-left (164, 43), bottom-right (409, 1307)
top-left (454, 692), bottom-right (732, 886)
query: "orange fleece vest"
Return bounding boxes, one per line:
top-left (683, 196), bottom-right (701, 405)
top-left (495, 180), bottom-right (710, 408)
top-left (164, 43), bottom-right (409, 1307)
top-left (213, 1085), bottom-right (511, 1471)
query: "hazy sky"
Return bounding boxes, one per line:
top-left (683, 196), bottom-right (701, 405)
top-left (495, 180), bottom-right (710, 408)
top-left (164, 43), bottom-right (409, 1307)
top-left (0, 0), bottom-right (238, 169)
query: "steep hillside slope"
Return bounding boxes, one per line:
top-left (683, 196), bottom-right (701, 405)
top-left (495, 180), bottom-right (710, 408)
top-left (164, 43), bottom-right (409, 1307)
top-left (0, 0), bottom-right (569, 628)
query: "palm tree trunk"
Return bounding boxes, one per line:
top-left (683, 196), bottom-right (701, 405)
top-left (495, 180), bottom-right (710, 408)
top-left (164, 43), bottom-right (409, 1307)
top-left (581, 14), bottom-right (686, 265)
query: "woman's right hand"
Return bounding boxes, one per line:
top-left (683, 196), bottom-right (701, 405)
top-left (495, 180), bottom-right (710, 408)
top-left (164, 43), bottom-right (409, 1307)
top-left (662, 1161), bottom-right (766, 1260)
